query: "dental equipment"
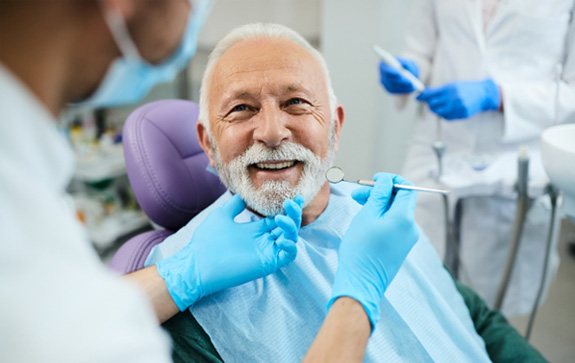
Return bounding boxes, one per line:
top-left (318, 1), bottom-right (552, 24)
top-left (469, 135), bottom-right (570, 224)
top-left (372, 45), bottom-right (426, 92)
top-left (325, 166), bottom-right (450, 195)
top-left (432, 127), bottom-right (446, 180)
top-left (494, 146), bottom-right (533, 310)
top-left (525, 184), bottom-right (559, 340)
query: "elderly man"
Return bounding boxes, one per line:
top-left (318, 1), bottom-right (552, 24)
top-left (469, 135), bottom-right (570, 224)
top-left (147, 23), bottom-right (542, 362)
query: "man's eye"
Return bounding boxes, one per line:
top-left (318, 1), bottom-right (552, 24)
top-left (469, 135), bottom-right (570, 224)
top-left (287, 98), bottom-right (306, 106)
top-left (231, 104), bottom-right (250, 112)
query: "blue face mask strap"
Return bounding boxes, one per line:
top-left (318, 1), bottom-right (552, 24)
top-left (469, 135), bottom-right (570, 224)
top-left (161, 0), bottom-right (212, 65)
top-left (99, 1), bottom-right (142, 61)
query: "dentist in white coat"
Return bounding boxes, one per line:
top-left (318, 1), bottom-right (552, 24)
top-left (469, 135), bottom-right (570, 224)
top-left (379, 0), bottom-right (575, 315)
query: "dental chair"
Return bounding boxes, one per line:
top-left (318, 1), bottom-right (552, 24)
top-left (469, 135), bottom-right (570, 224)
top-left (109, 99), bottom-right (226, 274)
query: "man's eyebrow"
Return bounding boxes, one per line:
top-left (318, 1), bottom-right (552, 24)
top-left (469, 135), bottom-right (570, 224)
top-left (281, 84), bottom-right (314, 97)
top-left (219, 91), bottom-right (256, 108)
top-left (218, 84), bottom-right (315, 108)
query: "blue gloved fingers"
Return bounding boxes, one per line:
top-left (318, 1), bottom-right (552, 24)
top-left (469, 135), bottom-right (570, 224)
top-left (264, 216), bottom-right (277, 228)
top-left (351, 185), bottom-right (372, 205)
top-left (418, 86), bottom-right (466, 120)
top-left (428, 102), bottom-right (453, 119)
top-left (282, 198), bottom-right (303, 229)
top-left (435, 105), bottom-right (465, 120)
top-left (276, 236), bottom-right (298, 267)
top-left (481, 78), bottom-right (501, 110)
top-left (221, 194), bottom-right (247, 218)
top-left (397, 57), bottom-right (420, 78)
top-left (389, 173), bottom-right (413, 186)
top-left (419, 79), bottom-right (500, 121)
top-left (274, 214), bottom-right (299, 242)
top-left (385, 189), bottom-right (420, 249)
top-left (386, 188), bottom-right (417, 220)
top-left (294, 195), bottom-right (305, 208)
top-left (416, 85), bottom-right (445, 102)
top-left (426, 94), bottom-right (450, 109)
top-left (381, 68), bottom-right (412, 83)
top-left (364, 172), bottom-right (396, 213)
top-left (352, 173), bottom-right (412, 206)
top-left (380, 71), bottom-right (417, 93)
top-left (379, 62), bottom-right (417, 94)
top-left (269, 226), bottom-right (283, 240)
top-left (379, 62), bottom-right (401, 77)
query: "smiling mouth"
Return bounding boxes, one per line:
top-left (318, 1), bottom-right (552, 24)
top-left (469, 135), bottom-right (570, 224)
top-left (251, 160), bottom-right (300, 171)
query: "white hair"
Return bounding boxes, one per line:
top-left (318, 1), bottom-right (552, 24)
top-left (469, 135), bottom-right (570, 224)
top-left (198, 23), bottom-right (338, 133)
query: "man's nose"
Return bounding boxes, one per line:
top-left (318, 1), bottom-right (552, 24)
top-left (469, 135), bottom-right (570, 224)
top-left (253, 107), bottom-right (291, 148)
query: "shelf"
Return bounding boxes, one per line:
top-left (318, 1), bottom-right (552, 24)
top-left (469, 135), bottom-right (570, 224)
top-left (86, 210), bottom-right (150, 250)
top-left (74, 144), bottom-right (126, 183)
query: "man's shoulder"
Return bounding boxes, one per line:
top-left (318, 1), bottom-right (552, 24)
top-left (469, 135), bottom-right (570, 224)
top-left (146, 191), bottom-right (232, 264)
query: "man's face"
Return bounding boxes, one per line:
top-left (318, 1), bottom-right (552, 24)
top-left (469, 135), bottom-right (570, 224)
top-left (198, 38), bottom-right (344, 216)
top-left (130, 0), bottom-right (191, 64)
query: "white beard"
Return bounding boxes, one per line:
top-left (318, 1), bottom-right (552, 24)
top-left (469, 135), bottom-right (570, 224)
top-left (214, 140), bottom-right (335, 216)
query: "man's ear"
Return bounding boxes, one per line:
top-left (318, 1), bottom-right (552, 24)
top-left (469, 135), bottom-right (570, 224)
top-left (197, 121), bottom-right (217, 167)
top-left (333, 105), bottom-right (345, 151)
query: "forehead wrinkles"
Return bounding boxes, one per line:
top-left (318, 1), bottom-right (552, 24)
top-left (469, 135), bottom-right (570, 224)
top-left (213, 58), bottom-right (326, 105)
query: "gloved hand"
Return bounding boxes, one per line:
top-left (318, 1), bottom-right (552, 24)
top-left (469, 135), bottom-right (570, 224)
top-left (416, 78), bottom-right (500, 120)
top-left (328, 173), bottom-right (419, 331)
top-left (157, 194), bottom-right (304, 311)
top-left (379, 57), bottom-right (420, 94)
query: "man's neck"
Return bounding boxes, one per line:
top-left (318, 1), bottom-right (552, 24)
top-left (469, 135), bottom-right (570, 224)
top-left (301, 183), bottom-right (331, 226)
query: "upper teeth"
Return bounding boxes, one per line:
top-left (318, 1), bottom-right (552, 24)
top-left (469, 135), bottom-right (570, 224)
top-left (256, 161), bottom-right (296, 170)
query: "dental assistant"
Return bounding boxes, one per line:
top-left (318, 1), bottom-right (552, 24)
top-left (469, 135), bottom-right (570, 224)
top-left (379, 0), bottom-right (575, 315)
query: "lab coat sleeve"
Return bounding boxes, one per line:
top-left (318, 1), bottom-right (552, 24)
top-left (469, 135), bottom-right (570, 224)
top-left (402, 0), bottom-right (438, 84)
top-left (500, 9), bottom-right (575, 143)
top-left (0, 174), bottom-right (173, 363)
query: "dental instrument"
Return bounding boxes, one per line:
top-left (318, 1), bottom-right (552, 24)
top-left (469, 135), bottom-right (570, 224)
top-left (326, 166), bottom-right (449, 195)
top-left (495, 146), bottom-right (533, 310)
top-left (432, 126), bottom-right (446, 180)
top-left (372, 45), bottom-right (425, 92)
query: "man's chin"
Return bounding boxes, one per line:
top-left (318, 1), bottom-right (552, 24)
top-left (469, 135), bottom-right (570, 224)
top-left (239, 181), bottom-right (296, 217)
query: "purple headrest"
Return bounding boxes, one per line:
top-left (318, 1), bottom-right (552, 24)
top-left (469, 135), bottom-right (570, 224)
top-left (123, 99), bottom-right (225, 231)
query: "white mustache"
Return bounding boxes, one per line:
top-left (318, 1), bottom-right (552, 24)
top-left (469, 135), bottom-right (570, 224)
top-left (234, 142), bottom-right (318, 168)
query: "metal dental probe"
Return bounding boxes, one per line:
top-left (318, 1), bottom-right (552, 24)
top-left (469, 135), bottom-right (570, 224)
top-left (325, 166), bottom-right (450, 195)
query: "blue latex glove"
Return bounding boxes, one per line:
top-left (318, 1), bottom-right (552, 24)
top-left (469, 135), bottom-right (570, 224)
top-left (328, 173), bottom-right (419, 331)
top-left (157, 194), bottom-right (304, 311)
top-left (416, 78), bottom-right (500, 120)
top-left (379, 57), bottom-right (420, 94)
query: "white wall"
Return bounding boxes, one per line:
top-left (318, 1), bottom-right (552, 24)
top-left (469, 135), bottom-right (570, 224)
top-left (321, 0), bottom-right (416, 177)
top-left (187, 0), bottom-right (322, 100)
top-left (197, 0), bottom-right (321, 47)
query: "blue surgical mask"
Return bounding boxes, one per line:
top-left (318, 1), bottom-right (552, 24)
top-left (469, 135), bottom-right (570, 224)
top-left (74, 0), bottom-right (211, 108)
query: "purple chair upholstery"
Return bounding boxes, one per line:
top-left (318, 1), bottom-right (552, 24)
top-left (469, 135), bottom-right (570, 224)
top-left (110, 99), bottom-right (226, 274)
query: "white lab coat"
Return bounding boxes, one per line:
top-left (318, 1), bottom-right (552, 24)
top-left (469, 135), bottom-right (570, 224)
top-left (400, 0), bottom-right (575, 315)
top-left (0, 65), bottom-right (172, 362)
